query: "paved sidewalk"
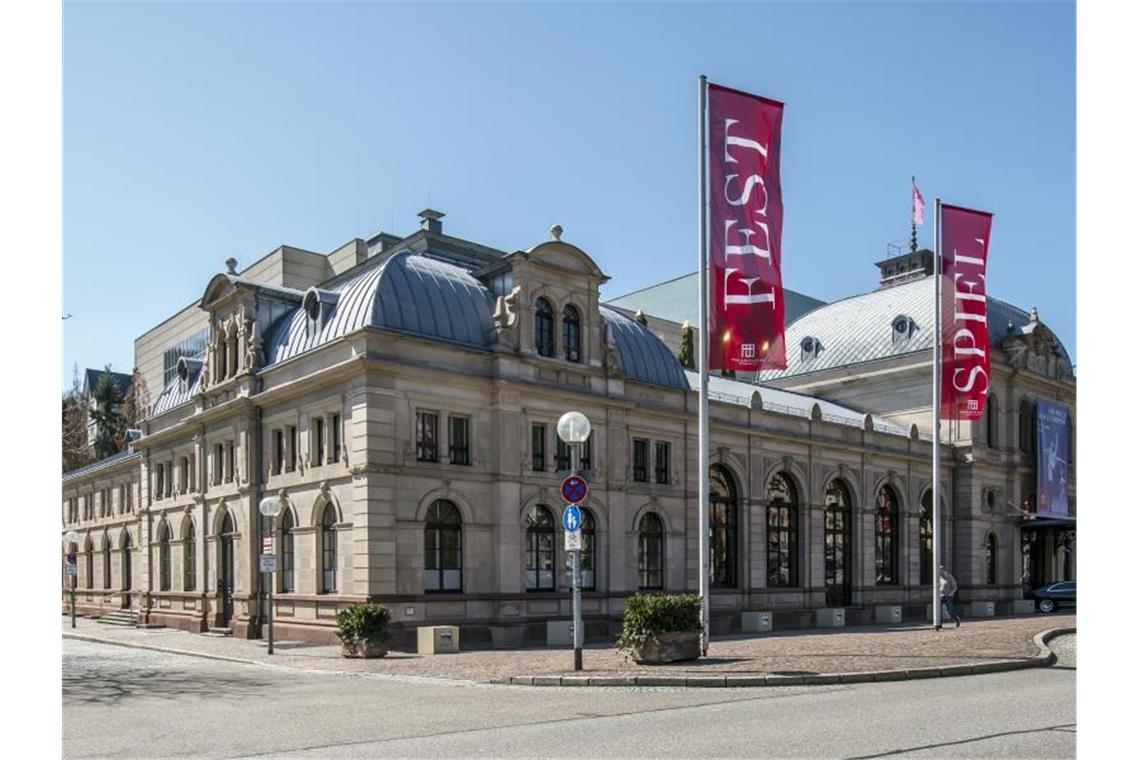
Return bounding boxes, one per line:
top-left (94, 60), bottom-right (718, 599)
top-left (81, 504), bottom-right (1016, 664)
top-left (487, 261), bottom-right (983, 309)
top-left (62, 613), bottom-right (1073, 685)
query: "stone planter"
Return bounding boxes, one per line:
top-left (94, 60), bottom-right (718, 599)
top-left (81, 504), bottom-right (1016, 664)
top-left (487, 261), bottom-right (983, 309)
top-left (630, 631), bottom-right (701, 665)
top-left (341, 639), bottom-right (388, 659)
top-left (490, 624), bottom-right (526, 650)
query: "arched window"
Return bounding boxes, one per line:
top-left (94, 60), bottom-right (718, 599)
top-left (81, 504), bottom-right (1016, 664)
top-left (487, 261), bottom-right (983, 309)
top-left (1019, 399), bottom-right (1036, 455)
top-left (158, 522), bottom-right (171, 591)
top-left (525, 505), bottom-right (556, 590)
top-left (534, 298), bottom-right (555, 358)
top-left (766, 473), bottom-right (799, 587)
top-left (875, 485), bottom-right (899, 585)
top-left (280, 509), bottom-right (295, 593)
top-left (985, 532), bottom-right (997, 585)
top-left (103, 535), bottom-right (112, 590)
top-left (183, 519), bottom-right (196, 592)
top-left (562, 305), bottom-right (581, 362)
top-left (424, 500), bottom-right (462, 592)
top-left (84, 536), bottom-right (94, 590)
top-left (823, 480), bottom-right (851, 607)
top-left (986, 395), bottom-right (1000, 448)
top-left (320, 504), bottom-right (337, 594)
top-left (120, 530), bottom-right (132, 591)
top-left (578, 508), bottom-right (596, 590)
top-left (709, 466), bottom-right (738, 588)
top-left (638, 512), bottom-right (664, 590)
top-left (920, 492), bottom-right (934, 586)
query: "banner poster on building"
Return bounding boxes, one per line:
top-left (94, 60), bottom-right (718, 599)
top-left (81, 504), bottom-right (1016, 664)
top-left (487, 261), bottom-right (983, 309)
top-left (707, 82), bottom-right (786, 371)
top-left (939, 204), bottom-right (993, 420)
top-left (1036, 400), bottom-right (1070, 517)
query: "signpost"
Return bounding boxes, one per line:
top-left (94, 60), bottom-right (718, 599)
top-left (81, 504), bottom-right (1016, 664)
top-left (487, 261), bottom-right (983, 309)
top-left (64, 532), bottom-right (79, 629)
top-left (258, 496), bottom-right (284, 655)
top-left (259, 554), bottom-right (277, 574)
top-left (555, 413), bottom-right (591, 673)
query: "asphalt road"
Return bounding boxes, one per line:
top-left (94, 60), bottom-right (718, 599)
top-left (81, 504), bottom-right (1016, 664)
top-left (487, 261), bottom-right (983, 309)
top-left (63, 637), bottom-right (1075, 759)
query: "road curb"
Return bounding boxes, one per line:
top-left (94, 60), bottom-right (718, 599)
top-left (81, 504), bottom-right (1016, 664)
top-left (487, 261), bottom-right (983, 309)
top-left (503, 626), bottom-right (1075, 688)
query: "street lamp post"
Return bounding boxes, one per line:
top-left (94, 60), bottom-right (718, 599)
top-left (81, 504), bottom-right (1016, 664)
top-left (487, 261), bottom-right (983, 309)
top-left (258, 495), bottom-right (283, 655)
top-left (557, 410), bottom-right (591, 673)
top-left (65, 530), bottom-right (79, 629)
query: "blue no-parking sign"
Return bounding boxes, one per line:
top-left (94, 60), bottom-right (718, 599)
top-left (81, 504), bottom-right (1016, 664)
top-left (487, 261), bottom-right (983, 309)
top-left (562, 504), bottom-right (582, 532)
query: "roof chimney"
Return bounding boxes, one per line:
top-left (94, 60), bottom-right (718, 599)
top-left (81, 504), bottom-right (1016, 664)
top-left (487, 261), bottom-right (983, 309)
top-left (418, 208), bottom-right (445, 234)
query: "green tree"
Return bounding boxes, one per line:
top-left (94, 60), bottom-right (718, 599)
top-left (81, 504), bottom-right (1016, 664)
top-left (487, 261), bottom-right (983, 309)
top-left (678, 321), bottom-right (695, 370)
top-left (89, 366), bottom-right (128, 460)
top-left (115, 368), bottom-right (149, 452)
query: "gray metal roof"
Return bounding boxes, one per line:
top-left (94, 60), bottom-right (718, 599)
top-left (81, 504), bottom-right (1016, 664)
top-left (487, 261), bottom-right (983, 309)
top-left (83, 368), bottom-right (133, 398)
top-left (151, 360), bottom-right (203, 416)
top-left (605, 271), bottom-right (827, 328)
top-left (686, 371), bottom-right (912, 436)
top-left (265, 250), bottom-right (495, 366)
top-left (756, 276), bottom-right (1073, 382)
top-left (63, 449), bottom-right (141, 481)
top-left (601, 306), bottom-right (690, 390)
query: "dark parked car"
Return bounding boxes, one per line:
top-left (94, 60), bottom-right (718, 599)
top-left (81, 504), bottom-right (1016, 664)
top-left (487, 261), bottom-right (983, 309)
top-left (1024, 581), bottom-right (1076, 613)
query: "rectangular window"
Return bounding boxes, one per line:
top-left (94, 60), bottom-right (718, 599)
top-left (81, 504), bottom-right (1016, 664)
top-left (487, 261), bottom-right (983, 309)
top-left (226, 441), bottom-right (235, 483)
top-left (581, 433), bottom-right (592, 471)
top-left (416, 410), bottom-right (439, 462)
top-left (213, 444), bottom-right (224, 485)
top-left (654, 441), bottom-right (670, 484)
top-left (287, 426), bottom-right (297, 472)
top-left (313, 417), bottom-right (325, 467)
top-left (274, 430), bottom-right (285, 475)
top-left (331, 414), bottom-right (341, 463)
top-left (632, 439), bottom-right (649, 482)
top-left (531, 424), bottom-right (546, 472)
top-left (179, 457), bottom-right (188, 493)
top-left (556, 438), bottom-right (570, 471)
top-left (449, 416), bottom-right (470, 466)
top-left (155, 465), bottom-right (164, 501)
top-left (166, 462), bottom-right (173, 497)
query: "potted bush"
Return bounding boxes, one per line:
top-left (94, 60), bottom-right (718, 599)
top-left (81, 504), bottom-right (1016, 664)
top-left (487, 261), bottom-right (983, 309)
top-left (616, 593), bottom-right (702, 664)
top-left (335, 603), bottom-right (391, 658)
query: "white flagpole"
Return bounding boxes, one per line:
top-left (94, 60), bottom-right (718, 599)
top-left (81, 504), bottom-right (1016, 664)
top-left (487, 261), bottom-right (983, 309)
top-left (697, 74), bottom-right (710, 656)
top-left (932, 199), bottom-right (942, 630)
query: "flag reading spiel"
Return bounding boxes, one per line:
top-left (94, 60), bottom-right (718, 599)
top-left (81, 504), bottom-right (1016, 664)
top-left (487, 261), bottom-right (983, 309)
top-left (707, 83), bottom-right (786, 371)
top-left (940, 204), bottom-right (993, 420)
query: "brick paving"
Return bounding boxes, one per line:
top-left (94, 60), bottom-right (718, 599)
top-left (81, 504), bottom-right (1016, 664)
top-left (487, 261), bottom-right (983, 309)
top-left (62, 613), bottom-right (1073, 683)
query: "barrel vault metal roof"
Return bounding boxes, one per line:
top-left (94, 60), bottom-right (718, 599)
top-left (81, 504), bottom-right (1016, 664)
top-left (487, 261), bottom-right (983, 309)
top-left (600, 306), bottom-right (690, 390)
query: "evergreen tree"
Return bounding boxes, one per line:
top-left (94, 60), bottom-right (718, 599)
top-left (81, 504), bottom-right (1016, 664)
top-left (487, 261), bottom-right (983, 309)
top-left (62, 363), bottom-right (94, 473)
top-left (678, 320), bottom-right (695, 370)
top-left (90, 366), bottom-right (128, 460)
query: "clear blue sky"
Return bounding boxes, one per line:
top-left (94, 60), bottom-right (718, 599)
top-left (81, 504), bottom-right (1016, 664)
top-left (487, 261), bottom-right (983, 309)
top-left (63, 1), bottom-right (1075, 389)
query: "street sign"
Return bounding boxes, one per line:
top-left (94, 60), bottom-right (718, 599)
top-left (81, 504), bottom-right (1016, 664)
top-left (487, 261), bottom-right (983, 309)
top-left (262, 536), bottom-right (273, 553)
top-left (561, 475), bottom-right (589, 505)
top-left (564, 529), bottom-right (582, 551)
top-left (259, 554), bottom-right (277, 573)
top-left (66, 564), bottom-right (78, 577)
top-left (66, 552), bottom-right (77, 566)
top-left (562, 504), bottom-right (582, 532)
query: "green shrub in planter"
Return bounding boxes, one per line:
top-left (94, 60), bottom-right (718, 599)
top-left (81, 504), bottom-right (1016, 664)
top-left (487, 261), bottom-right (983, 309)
top-left (616, 593), bottom-right (702, 658)
top-left (335, 603), bottom-right (391, 647)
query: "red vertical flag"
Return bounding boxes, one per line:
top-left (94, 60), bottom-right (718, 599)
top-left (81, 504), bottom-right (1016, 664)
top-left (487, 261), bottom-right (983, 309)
top-left (707, 83), bottom-right (786, 371)
top-left (940, 204), bottom-right (993, 420)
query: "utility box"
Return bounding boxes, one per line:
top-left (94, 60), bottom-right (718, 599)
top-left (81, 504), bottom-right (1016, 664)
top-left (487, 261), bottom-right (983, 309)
top-left (816, 608), bottom-right (845, 628)
top-left (546, 620), bottom-right (573, 647)
top-left (874, 605), bottom-right (902, 624)
top-left (741, 611), bottom-right (773, 633)
top-left (969, 601), bottom-right (995, 618)
top-left (417, 625), bottom-right (460, 654)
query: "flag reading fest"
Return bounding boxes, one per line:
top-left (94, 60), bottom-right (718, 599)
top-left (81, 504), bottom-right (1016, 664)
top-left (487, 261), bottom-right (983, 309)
top-left (933, 201), bottom-right (993, 628)
top-left (698, 76), bottom-right (787, 652)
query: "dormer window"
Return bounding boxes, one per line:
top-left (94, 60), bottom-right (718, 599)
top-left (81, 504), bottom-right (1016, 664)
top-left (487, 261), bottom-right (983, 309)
top-left (800, 336), bottom-right (822, 361)
top-left (891, 315), bottom-right (916, 343)
top-left (303, 288), bottom-right (322, 336)
top-left (176, 357), bottom-right (190, 392)
top-left (535, 298), bottom-right (554, 357)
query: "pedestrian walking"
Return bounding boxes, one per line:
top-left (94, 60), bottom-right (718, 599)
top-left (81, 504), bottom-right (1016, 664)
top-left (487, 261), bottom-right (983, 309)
top-left (937, 565), bottom-right (962, 629)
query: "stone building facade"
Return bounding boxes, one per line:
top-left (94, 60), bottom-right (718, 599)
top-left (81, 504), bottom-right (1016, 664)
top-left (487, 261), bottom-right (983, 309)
top-left (62, 212), bottom-right (1076, 646)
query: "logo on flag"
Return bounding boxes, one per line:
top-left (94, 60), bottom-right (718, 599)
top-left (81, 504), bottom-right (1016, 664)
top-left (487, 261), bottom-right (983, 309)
top-left (706, 82), bottom-right (786, 371)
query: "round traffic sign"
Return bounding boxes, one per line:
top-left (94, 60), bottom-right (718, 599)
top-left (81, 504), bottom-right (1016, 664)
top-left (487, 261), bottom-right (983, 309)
top-left (66, 552), bottom-right (77, 565)
top-left (562, 504), bottom-right (582, 533)
top-left (561, 475), bottom-right (589, 505)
